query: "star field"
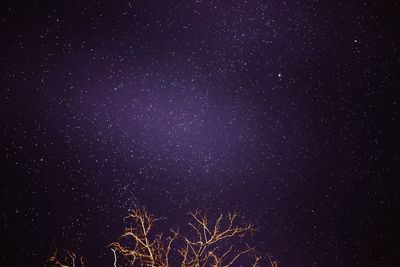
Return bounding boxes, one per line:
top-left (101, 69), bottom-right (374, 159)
top-left (1, 0), bottom-right (399, 266)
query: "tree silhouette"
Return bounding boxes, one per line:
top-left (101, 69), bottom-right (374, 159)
top-left (49, 207), bottom-right (278, 267)
top-left (110, 208), bottom-right (179, 266)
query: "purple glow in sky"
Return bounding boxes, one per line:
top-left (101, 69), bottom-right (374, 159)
top-left (1, 0), bottom-right (398, 266)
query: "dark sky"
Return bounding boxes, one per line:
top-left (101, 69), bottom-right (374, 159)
top-left (1, 0), bottom-right (399, 266)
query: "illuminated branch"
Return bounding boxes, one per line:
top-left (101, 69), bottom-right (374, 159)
top-left (111, 248), bottom-right (117, 267)
top-left (48, 249), bottom-right (85, 267)
top-left (110, 207), bottom-right (178, 267)
top-left (50, 208), bottom-right (277, 267)
top-left (180, 210), bottom-right (258, 267)
top-left (268, 256), bottom-right (279, 267)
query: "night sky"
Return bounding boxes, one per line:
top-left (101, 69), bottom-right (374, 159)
top-left (1, 0), bottom-right (399, 266)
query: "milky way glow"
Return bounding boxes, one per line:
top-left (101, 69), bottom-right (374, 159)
top-left (1, 0), bottom-right (398, 266)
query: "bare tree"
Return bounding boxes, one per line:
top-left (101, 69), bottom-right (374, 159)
top-left (49, 207), bottom-right (277, 267)
top-left (179, 209), bottom-right (259, 267)
top-left (110, 207), bottom-right (178, 267)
